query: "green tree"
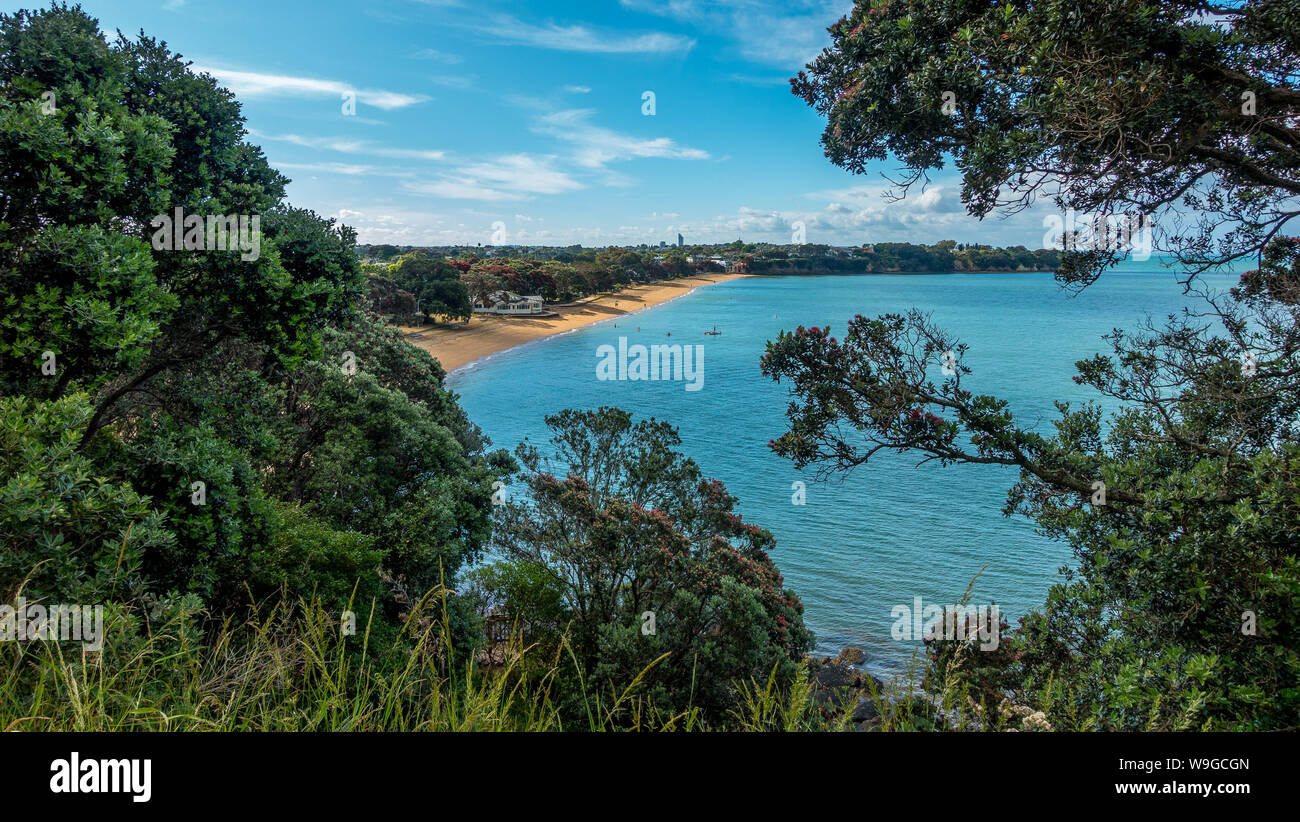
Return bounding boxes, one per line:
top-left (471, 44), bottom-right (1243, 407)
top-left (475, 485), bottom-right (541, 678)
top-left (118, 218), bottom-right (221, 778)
top-left (420, 277), bottom-right (472, 323)
top-left (793, 0), bottom-right (1299, 288)
top-left (773, 0), bottom-right (1300, 729)
top-left (0, 6), bottom-right (505, 653)
top-left (490, 408), bottom-right (813, 720)
top-left (394, 250), bottom-right (472, 322)
top-left (0, 394), bottom-right (173, 603)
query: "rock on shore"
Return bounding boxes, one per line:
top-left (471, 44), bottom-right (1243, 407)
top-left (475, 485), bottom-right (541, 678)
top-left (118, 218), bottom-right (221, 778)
top-left (806, 646), bottom-right (884, 731)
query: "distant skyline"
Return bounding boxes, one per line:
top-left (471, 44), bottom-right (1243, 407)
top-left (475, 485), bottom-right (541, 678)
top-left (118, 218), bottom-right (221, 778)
top-left (18, 0), bottom-right (1071, 248)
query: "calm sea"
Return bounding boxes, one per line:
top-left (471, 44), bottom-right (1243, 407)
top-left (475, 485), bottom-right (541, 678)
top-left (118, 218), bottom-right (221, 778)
top-left (448, 258), bottom-right (1244, 678)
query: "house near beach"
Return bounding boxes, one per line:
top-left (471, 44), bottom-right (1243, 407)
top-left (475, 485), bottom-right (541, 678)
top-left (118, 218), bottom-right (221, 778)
top-left (472, 290), bottom-right (545, 315)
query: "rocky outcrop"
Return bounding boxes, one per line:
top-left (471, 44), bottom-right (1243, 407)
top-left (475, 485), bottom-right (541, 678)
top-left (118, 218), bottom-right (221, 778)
top-left (806, 647), bottom-right (884, 731)
top-left (833, 646), bottom-right (865, 666)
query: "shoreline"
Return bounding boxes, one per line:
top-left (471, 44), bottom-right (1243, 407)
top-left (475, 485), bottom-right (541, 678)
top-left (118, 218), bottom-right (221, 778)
top-left (402, 272), bottom-right (748, 376)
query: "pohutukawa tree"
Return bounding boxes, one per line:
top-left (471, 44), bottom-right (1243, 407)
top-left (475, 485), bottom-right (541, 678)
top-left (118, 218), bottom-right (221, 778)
top-left (488, 408), bottom-right (813, 721)
top-left (793, 0), bottom-right (1299, 287)
top-left (774, 0), bottom-right (1300, 729)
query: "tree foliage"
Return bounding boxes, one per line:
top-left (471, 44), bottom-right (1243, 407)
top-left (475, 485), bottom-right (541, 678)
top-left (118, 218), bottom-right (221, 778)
top-left (488, 408), bottom-right (813, 719)
top-left (0, 5), bottom-right (504, 650)
top-left (794, 0), bottom-right (1300, 287)
top-left (392, 250), bottom-right (472, 322)
top-left (780, 0), bottom-right (1300, 729)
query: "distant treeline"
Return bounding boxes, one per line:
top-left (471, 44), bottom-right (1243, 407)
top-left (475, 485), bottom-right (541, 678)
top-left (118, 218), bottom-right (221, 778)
top-left (356, 241), bottom-right (1063, 324)
top-left (357, 241), bottom-right (1062, 277)
top-left (744, 242), bottom-right (1061, 274)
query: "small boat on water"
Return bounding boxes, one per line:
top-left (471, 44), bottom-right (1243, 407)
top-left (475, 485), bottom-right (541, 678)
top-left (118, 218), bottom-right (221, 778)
top-left (704, 325), bottom-right (722, 336)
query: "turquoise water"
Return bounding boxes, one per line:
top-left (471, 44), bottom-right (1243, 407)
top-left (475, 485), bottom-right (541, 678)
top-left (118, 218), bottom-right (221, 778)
top-left (448, 259), bottom-right (1243, 677)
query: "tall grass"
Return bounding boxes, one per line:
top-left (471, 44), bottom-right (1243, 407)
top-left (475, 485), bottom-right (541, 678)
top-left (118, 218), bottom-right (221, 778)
top-left (0, 592), bottom-right (835, 732)
top-left (2, 592), bottom-right (550, 731)
top-left (4, 591), bottom-right (1057, 731)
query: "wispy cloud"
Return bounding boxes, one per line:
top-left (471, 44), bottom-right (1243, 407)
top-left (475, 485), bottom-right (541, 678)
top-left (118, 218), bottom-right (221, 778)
top-left (192, 65), bottom-right (430, 110)
top-left (253, 131), bottom-right (446, 161)
top-left (404, 154), bottom-right (584, 201)
top-left (564, 85), bottom-right (593, 94)
top-left (470, 14), bottom-right (694, 54)
top-left (534, 109), bottom-right (709, 169)
top-left (272, 161), bottom-right (415, 177)
top-left (619, 0), bottom-right (848, 68)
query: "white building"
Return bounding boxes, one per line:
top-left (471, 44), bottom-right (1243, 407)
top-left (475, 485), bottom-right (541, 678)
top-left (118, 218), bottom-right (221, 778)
top-left (472, 290), bottom-right (545, 315)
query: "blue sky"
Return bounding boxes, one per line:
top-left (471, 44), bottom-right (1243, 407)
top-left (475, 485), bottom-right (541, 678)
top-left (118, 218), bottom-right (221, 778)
top-left (17, 0), bottom-right (1060, 247)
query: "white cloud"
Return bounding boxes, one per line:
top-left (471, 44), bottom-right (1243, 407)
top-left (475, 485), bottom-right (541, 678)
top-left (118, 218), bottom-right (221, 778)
top-left (619, 0), bottom-right (850, 68)
top-left (651, 184), bottom-right (1049, 244)
top-left (406, 179), bottom-right (525, 201)
top-left (472, 14), bottom-right (695, 54)
top-left (404, 154), bottom-right (585, 201)
top-left (330, 205), bottom-right (477, 245)
top-left (534, 109), bottom-right (710, 169)
top-left (253, 131), bottom-right (446, 161)
top-left (564, 85), bottom-right (593, 94)
top-left (337, 187), bottom-right (1052, 247)
top-left (192, 65), bottom-right (430, 110)
top-left (272, 161), bottom-right (414, 177)
top-left (807, 182), bottom-right (960, 214)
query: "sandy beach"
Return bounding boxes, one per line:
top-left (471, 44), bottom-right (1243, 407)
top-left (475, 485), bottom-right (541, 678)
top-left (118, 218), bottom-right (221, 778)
top-left (402, 272), bottom-right (748, 374)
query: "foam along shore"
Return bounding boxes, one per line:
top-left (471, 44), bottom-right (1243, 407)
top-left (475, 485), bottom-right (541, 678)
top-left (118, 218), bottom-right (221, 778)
top-left (402, 272), bottom-right (748, 375)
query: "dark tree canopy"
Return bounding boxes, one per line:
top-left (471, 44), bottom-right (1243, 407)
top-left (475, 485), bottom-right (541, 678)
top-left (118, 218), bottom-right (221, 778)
top-left (794, 0), bottom-right (1300, 287)
top-left (775, 0), bottom-right (1300, 729)
top-left (0, 5), bottom-right (504, 651)
top-left (487, 408), bottom-right (814, 720)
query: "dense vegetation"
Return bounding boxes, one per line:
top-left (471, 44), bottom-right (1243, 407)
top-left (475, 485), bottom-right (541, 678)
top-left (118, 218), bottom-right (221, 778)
top-left (744, 241), bottom-right (1060, 274)
top-left (775, 0), bottom-right (1300, 729)
top-left (0, 4), bottom-right (814, 730)
top-left (381, 250), bottom-right (473, 323)
top-left (4, 0), bottom-right (1295, 733)
top-left (0, 2), bottom-right (511, 651)
top-left (480, 408), bottom-right (813, 720)
top-left (362, 244), bottom-right (704, 309)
